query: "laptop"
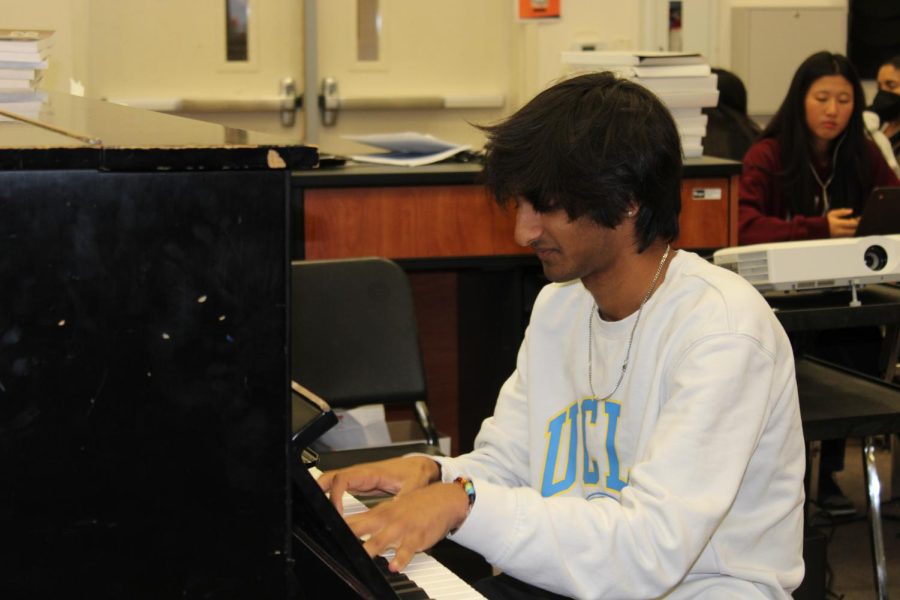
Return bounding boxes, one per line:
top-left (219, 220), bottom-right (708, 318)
top-left (856, 186), bottom-right (900, 237)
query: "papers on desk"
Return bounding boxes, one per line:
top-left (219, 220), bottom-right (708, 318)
top-left (344, 132), bottom-right (471, 167)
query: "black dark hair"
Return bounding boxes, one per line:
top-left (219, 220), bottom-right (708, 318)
top-left (884, 55), bottom-right (900, 71)
top-left (712, 68), bottom-right (750, 115)
top-left (761, 51), bottom-right (871, 216)
top-left (479, 72), bottom-right (681, 252)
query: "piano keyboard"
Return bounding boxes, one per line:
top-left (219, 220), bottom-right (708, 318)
top-left (311, 467), bottom-right (486, 599)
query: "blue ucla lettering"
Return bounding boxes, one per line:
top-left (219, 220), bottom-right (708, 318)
top-left (604, 402), bottom-right (627, 491)
top-left (540, 403), bottom-right (579, 496)
top-left (540, 399), bottom-right (626, 496)
top-left (581, 399), bottom-right (600, 485)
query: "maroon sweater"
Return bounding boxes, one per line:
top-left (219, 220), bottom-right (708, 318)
top-left (738, 137), bottom-right (900, 245)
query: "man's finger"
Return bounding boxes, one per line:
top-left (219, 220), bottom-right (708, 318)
top-left (388, 545), bottom-right (416, 573)
top-left (315, 470), bottom-right (333, 491)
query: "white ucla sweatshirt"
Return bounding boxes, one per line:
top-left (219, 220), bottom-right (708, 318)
top-left (435, 251), bottom-right (805, 599)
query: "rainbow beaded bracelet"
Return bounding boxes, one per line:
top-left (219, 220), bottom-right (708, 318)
top-left (453, 476), bottom-right (476, 526)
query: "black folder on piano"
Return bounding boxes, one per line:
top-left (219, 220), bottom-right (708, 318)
top-left (290, 383), bottom-right (435, 599)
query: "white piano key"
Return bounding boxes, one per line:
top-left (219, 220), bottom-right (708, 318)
top-left (310, 466), bottom-right (485, 599)
top-left (387, 549), bottom-right (485, 599)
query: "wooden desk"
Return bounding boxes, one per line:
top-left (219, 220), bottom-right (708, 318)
top-left (292, 158), bottom-right (742, 454)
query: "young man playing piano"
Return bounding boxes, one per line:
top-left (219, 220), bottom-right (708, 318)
top-left (318, 72), bottom-right (806, 599)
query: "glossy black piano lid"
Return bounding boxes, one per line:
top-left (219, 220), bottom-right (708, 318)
top-left (0, 168), bottom-right (292, 598)
top-left (0, 91), bottom-right (318, 171)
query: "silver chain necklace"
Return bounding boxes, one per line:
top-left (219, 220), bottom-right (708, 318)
top-left (807, 135), bottom-right (845, 213)
top-left (808, 162), bottom-right (834, 213)
top-left (587, 244), bottom-right (671, 401)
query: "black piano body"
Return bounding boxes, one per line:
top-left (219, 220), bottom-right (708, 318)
top-left (0, 92), bottom-right (316, 599)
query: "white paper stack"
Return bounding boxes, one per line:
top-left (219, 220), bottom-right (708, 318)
top-left (342, 132), bottom-right (471, 167)
top-left (562, 51), bottom-right (718, 158)
top-left (0, 29), bottom-right (53, 120)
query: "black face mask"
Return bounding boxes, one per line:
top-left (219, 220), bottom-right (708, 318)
top-left (869, 89), bottom-right (900, 123)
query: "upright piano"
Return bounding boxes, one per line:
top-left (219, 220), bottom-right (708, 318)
top-left (0, 92), bottom-right (306, 598)
top-left (0, 92), bottom-right (482, 598)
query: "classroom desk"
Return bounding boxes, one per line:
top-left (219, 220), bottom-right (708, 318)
top-left (767, 285), bottom-right (900, 381)
top-left (291, 157), bottom-right (742, 454)
top-left (766, 285), bottom-right (900, 600)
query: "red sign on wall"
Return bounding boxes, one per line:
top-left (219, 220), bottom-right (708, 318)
top-left (518, 0), bottom-right (561, 21)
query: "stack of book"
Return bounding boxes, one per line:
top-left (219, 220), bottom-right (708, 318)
top-left (0, 29), bottom-right (53, 119)
top-left (561, 51), bottom-right (718, 158)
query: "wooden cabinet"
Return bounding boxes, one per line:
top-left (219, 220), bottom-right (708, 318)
top-left (679, 176), bottom-right (738, 249)
top-left (304, 185), bottom-right (527, 259)
top-left (302, 172), bottom-right (739, 259)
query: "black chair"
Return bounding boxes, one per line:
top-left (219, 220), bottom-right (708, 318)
top-left (291, 257), bottom-right (443, 472)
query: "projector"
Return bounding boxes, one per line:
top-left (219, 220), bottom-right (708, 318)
top-left (713, 235), bottom-right (900, 291)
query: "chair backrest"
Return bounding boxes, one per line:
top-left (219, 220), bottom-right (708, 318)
top-left (290, 257), bottom-right (427, 409)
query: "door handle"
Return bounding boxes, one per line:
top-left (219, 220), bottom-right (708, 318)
top-left (317, 76), bottom-right (504, 127)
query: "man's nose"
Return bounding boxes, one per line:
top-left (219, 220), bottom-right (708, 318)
top-left (514, 201), bottom-right (542, 247)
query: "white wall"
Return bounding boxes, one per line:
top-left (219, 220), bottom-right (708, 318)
top-left (0, 0), bottom-right (645, 153)
top-left (87, 1), bottom-right (303, 101)
top-left (518, 3), bottom-right (643, 100)
top-left (313, 0), bottom-right (517, 154)
top-left (0, 0), bottom-right (307, 137)
top-left (730, 4), bottom-right (848, 116)
top-left (0, 0), bottom-right (859, 153)
top-left (714, 0), bottom-right (847, 68)
top-left (1, 0), bottom-right (88, 95)
top-left (89, 0), bottom-right (306, 138)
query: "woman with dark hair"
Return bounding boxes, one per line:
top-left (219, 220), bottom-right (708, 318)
top-left (739, 51), bottom-right (899, 245)
top-left (739, 52), bottom-right (899, 518)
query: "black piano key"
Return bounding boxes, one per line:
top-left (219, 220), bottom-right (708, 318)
top-left (375, 555), bottom-right (406, 580)
top-left (391, 580), bottom-right (419, 591)
top-left (389, 576), bottom-right (415, 587)
top-left (396, 588), bottom-right (431, 600)
top-left (373, 556), bottom-right (433, 599)
top-left (374, 555), bottom-right (393, 573)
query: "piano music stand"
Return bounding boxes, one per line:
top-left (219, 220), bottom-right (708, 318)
top-left (291, 381), bottom-right (338, 456)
